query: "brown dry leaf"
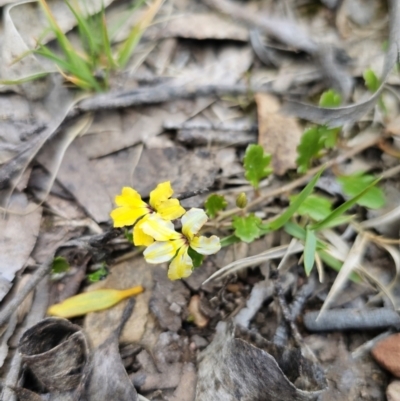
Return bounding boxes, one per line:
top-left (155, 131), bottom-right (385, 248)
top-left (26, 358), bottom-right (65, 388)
top-left (255, 93), bottom-right (302, 176)
top-left (37, 140), bottom-right (112, 223)
top-left (151, 13), bottom-right (248, 41)
top-left (132, 147), bottom-right (217, 196)
top-left (0, 193), bottom-right (42, 301)
top-left (188, 295), bottom-right (209, 328)
top-left (85, 301), bottom-right (138, 401)
top-left (89, 146), bottom-right (143, 200)
top-left (77, 98), bottom-right (212, 158)
top-left (84, 257), bottom-right (153, 348)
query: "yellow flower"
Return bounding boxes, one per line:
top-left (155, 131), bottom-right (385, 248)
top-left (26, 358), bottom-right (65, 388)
top-left (143, 208), bottom-right (221, 280)
top-left (110, 182), bottom-right (185, 246)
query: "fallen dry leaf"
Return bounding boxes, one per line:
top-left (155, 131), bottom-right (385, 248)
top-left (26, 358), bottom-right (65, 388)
top-left (255, 93), bottom-right (302, 176)
top-left (0, 193), bottom-right (42, 301)
top-left (188, 295), bottom-right (209, 328)
top-left (132, 147), bottom-right (217, 196)
top-left (151, 13), bottom-right (248, 41)
top-left (37, 140), bottom-right (112, 224)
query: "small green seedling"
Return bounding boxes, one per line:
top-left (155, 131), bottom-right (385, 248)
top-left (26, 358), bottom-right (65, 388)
top-left (52, 256), bottom-right (70, 274)
top-left (87, 264), bottom-right (109, 282)
top-left (296, 89), bottom-right (342, 173)
top-left (363, 68), bottom-right (386, 112)
top-left (244, 144), bottom-right (273, 189)
top-left (337, 172), bottom-right (385, 209)
top-left (205, 194), bottom-right (228, 218)
top-left (232, 214), bottom-right (262, 243)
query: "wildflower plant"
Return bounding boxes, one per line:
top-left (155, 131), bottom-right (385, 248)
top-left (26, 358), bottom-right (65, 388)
top-left (110, 143), bottom-right (385, 282)
top-left (110, 182), bottom-right (221, 280)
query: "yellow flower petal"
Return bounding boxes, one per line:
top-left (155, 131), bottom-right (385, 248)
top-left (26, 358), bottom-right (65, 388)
top-left (47, 286), bottom-right (144, 318)
top-left (144, 241), bottom-right (179, 264)
top-left (111, 187), bottom-right (149, 227)
top-left (133, 216), bottom-right (154, 246)
top-left (110, 206), bottom-right (148, 228)
top-left (182, 208), bottom-right (208, 240)
top-left (168, 246), bottom-right (193, 280)
top-left (115, 187), bottom-right (147, 209)
top-left (141, 214), bottom-right (181, 241)
top-left (149, 181), bottom-right (174, 209)
top-left (190, 235), bottom-right (221, 256)
top-left (157, 199), bottom-right (185, 221)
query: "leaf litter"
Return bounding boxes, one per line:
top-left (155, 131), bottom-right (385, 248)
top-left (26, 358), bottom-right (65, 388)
top-left (0, 0), bottom-right (400, 400)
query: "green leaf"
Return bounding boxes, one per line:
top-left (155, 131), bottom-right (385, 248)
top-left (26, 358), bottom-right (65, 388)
top-left (319, 89), bottom-right (342, 108)
top-left (311, 177), bottom-right (382, 231)
top-left (296, 127), bottom-right (322, 173)
top-left (243, 144), bottom-right (273, 189)
top-left (232, 214), bottom-right (262, 243)
top-left (296, 126), bottom-right (339, 173)
top-left (304, 229), bottom-right (317, 275)
top-left (337, 173), bottom-right (385, 209)
top-left (283, 221), bottom-right (327, 249)
top-left (117, 0), bottom-right (162, 67)
top-left (363, 68), bottom-right (380, 93)
top-left (290, 194), bottom-right (332, 221)
top-left (220, 234), bottom-right (240, 247)
top-left (260, 169), bottom-right (324, 233)
top-left (52, 256), bottom-right (70, 274)
top-left (321, 126), bottom-right (340, 149)
top-left (205, 194), bottom-right (228, 218)
top-left (87, 265), bottom-right (109, 283)
top-left (124, 229), bottom-right (133, 243)
top-left (188, 247), bottom-right (204, 268)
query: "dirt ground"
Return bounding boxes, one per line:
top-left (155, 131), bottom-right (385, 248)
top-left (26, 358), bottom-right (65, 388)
top-left (1, 0), bottom-right (400, 400)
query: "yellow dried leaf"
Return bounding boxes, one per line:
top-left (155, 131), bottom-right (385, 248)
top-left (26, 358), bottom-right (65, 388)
top-left (47, 286), bottom-right (144, 318)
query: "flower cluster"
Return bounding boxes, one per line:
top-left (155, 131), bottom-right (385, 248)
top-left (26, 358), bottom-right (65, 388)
top-left (110, 182), bottom-right (221, 280)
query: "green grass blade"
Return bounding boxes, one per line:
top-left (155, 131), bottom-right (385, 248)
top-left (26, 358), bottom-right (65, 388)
top-left (101, 11), bottom-right (116, 68)
top-left (117, 0), bottom-right (163, 67)
top-left (283, 221), bottom-right (327, 249)
top-left (260, 169), bottom-right (324, 232)
top-left (65, 0), bottom-right (97, 58)
top-left (304, 228), bottom-right (317, 275)
top-left (109, 0), bottom-right (147, 39)
top-left (0, 72), bottom-right (49, 85)
top-left (311, 178), bottom-right (381, 231)
top-left (38, 0), bottom-right (102, 91)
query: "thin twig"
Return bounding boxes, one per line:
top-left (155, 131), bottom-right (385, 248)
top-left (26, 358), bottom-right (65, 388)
top-left (77, 84), bottom-right (269, 112)
top-left (216, 132), bottom-right (381, 222)
top-left (176, 187), bottom-right (212, 201)
top-left (304, 308), bottom-right (400, 332)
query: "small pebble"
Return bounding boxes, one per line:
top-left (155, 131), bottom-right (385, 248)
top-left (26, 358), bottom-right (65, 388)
top-left (191, 335), bottom-right (208, 350)
top-left (372, 333), bottom-right (400, 377)
top-left (387, 380), bottom-right (400, 401)
top-left (169, 302), bottom-right (182, 314)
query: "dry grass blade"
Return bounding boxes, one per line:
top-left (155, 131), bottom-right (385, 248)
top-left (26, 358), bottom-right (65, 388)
top-left (318, 233), bottom-right (368, 318)
top-left (360, 204), bottom-right (400, 230)
top-left (357, 265), bottom-right (397, 309)
top-left (117, 0), bottom-right (164, 67)
top-left (320, 229), bottom-right (350, 256)
top-left (284, 0), bottom-right (400, 127)
top-left (202, 242), bottom-right (304, 285)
